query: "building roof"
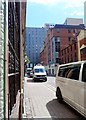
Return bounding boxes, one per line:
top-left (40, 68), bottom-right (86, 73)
top-left (54, 24), bottom-right (85, 29)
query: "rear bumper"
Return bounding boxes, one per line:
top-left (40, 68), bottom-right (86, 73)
top-left (33, 76), bottom-right (47, 81)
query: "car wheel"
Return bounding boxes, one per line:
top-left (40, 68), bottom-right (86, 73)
top-left (56, 87), bottom-right (63, 103)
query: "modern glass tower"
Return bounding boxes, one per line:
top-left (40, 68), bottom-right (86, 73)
top-left (26, 27), bottom-right (47, 65)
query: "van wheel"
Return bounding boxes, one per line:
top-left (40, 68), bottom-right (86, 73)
top-left (56, 87), bottom-right (63, 103)
top-left (33, 78), bottom-right (35, 82)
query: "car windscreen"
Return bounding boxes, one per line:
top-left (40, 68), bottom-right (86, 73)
top-left (34, 68), bottom-right (45, 73)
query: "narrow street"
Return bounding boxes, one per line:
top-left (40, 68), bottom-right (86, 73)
top-left (24, 76), bottom-right (84, 119)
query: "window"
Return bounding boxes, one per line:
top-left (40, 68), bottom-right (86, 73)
top-left (71, 54), bottom-right (72, 61)
top-left (67, 47), bottom-right (69, 53)
top-left (64, 49), bottom-right (66, 54)
top-left (62, 50), bottom-right (63, 55)
top-left (73, 29), bottom-right (75, 33)
top-left (56, 28), bottom-right (60, 32)
top-left (35, 68), bottom-right (45, 73)
top-left (58, 64), bottom-right (81, 80)
top-left (52, 69), bottom-right (54, 75)
top-left (55, 41), bottom-right (60, 52)
top-left (49, 69), bottom-right (51, 75)
top-left (80, 48), bottom-right (86, 54)
top-left (82, 63), bottom-right (86, 82)
top-left (75, 52), bottom-right (77, 61)
top-left (74, 43), bottom-right (76, 50)
top-left (68, 37), bottom-right (71, 41)
top-left (56, 58), bottom-right (59, 63)
top-left (68, 56), bottom-right (69, 62)
top-left (70, 46), bottom-right (72, 51)
top-left (68, 29), bottom-right (71, 33)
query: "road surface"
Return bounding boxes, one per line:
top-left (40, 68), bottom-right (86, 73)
top-left (23, 76), bottom-right (85, 119)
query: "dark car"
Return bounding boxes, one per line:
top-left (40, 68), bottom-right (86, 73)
top-left (30, 71), bottom-right (33, 78)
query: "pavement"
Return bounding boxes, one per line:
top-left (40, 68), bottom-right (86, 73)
top-left (22, 77), bottom-right (32, 118)
top-left (10, 90), bottom-right (20, 118)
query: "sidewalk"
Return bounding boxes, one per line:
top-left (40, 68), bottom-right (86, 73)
top-left (10, 91), bottom-right (20, 118)
top-left (22, 77), bottom-right (33, 119)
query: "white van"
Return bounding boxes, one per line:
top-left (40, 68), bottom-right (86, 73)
top-left (33, 64), bottom-right (47, 82)
top-left (56, 61), bottom-right (86, 117)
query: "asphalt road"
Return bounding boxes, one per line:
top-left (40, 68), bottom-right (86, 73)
top-left (23, 76), bottom-right (85, 119)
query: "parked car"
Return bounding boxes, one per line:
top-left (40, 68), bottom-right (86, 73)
top-left (27, 68), bottom-right (32, 77)
top-left (29, 71), bottom-right (33, 78)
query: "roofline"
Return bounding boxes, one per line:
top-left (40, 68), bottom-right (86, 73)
top-left (54, 24), bottom-right (85, 29)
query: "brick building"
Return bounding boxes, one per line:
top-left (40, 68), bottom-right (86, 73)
top-left (78, 30), bottom-right (86, 61)
top-left (40, 23), bottom-right (85, 75)
top-left (40, 24), bottom-right (85, 65)
top-left (60, 41), bottom-right (78, 64)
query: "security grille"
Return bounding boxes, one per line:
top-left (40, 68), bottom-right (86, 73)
top-left (8, 2), bottom-right (21, 116)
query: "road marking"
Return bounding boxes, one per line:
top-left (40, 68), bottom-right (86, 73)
top-left (43, 83), bottom-right (56, 93)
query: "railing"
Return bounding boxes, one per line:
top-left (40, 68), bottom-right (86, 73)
top-left (8, 2), bottom-right (21, 118)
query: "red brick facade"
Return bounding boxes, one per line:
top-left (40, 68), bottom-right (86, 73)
top-left (80, 38), bottom-right (86, 60)
top-left (60, 41), bottom-right (78, 64)
top-left (40, 24), bottom-right (84, 65)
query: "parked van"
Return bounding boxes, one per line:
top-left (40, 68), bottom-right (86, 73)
top-left (33, 64), bottom-right (47, 82)
top-left (56, 61), bottom-right (86, 117)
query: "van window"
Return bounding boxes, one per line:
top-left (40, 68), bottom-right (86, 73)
top-left (35, 68), bottom-right (45, 73)
top-left (58, 64), bottom-right (81, 80)
top-left (82, 63), bottom-right (86, 82)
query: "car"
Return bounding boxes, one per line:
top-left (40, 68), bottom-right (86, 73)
top-left (26, 68), bottom-right (32, 77)
top-left (29, 71), bottom-right (33, 78)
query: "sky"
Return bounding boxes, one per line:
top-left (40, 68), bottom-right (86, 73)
top-left (26, 0), bottom-right (86, 27)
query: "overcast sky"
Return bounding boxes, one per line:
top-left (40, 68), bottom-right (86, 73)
top-left (26, 0), bottom-right (86, 27)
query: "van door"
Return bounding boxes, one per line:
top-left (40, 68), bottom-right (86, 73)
top-left (76, 63), bottom-right (86, 116)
